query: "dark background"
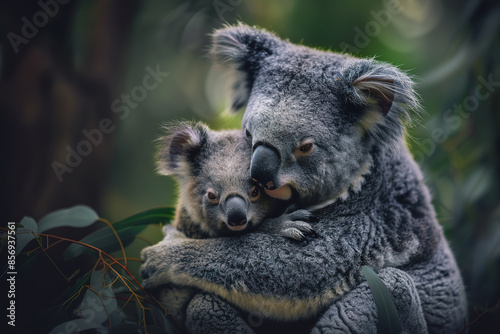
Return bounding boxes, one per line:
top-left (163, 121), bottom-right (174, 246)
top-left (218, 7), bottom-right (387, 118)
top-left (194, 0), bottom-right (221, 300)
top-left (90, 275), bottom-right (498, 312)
top-left (1, 0), bottom-right (499, 332)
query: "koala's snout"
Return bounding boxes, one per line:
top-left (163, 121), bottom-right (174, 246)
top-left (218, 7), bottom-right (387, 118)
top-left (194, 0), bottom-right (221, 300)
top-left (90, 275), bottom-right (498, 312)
top-left (251, 145), bottom-right (280, 190)
top-left (225, 195), bottom-right (248, 231)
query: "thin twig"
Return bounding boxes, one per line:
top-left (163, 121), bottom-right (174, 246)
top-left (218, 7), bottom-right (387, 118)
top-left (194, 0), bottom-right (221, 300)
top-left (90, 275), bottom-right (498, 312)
top-left (459, 299), bottom-right (500, 334)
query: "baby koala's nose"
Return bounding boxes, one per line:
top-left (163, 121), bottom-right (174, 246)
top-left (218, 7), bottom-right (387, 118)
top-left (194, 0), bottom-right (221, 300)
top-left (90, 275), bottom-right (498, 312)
top-left (225, 195), bottom-right (248, 231)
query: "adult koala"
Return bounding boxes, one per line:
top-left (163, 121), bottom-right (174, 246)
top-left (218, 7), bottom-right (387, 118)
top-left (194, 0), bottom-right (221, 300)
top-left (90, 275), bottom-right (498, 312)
top-left (141, 23), bottom-right (467, 333)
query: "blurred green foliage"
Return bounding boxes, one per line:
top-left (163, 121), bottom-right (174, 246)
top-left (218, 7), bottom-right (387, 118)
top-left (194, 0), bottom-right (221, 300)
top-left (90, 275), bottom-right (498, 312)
top-left (2, 0), bottom-right (498, 331)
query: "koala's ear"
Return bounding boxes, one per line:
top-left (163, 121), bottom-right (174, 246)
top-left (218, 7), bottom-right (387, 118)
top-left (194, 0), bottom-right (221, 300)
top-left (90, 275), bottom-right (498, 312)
top-left (210, 22), bottom-right (281, 112)
top-left (156, 122), bottom-right (208, 176)
top-left (352, 75), bottom-right (395, 116)
top-left (344, 60), bottom-right (420, 150)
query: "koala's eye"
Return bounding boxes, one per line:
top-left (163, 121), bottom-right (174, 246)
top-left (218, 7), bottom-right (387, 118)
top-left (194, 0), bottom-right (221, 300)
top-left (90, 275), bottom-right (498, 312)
top-left (300, 143), bottom-right (313, 152)
top-left (249, 185), bottom-right (260, 201)
top-left (206, 189), bottom-right (219, 204)
top-left (245, 128), bottom-right (252, 139)
top-left (294, 141), bottom-right (314, 158)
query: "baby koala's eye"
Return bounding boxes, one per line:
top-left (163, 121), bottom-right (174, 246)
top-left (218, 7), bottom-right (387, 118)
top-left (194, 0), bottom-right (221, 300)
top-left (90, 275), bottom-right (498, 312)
top-left (206, 189), bottom-right (219, 204)
top-left (245, 128), bottom-right (252, 139)
top-left (249, 185), bottom-right (261, 201)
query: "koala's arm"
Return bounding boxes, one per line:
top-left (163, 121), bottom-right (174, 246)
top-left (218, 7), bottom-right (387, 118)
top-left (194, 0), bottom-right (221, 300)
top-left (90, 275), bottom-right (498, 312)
top-left (181, 267), bottom-right (426, 334)
top-left (141, 223), bottom-right (365, 321)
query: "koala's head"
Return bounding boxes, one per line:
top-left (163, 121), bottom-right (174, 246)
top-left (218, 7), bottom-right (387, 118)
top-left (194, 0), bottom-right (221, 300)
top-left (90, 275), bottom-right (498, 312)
top-left (157, 121), bottom-right (272, 237)
top-left (211, 23), bottom-right (419, 207)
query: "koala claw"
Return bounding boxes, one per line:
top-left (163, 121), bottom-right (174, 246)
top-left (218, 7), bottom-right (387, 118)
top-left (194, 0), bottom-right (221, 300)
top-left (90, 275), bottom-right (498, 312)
top-left (280, 227), bottom-right (306, 241)
top-left (286, 219), bottom-right (312, 233)
top-left (280, 220), bottom-right (319, 242)
top-left (263, 209), bottom-right (318, 242)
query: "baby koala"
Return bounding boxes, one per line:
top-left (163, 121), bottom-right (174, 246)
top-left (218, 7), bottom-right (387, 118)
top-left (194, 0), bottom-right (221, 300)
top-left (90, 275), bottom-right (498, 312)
top-left (156, 121), bottom-right (314, 240)
top-left (155, 121), bottom-right (315, 329)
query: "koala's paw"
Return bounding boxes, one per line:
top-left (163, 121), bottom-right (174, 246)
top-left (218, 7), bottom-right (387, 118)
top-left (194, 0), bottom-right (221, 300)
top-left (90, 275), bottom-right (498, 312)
top-left (264, 209), bottom-right (318, 242)
top-left (279, 222), bottom-right (314, 241)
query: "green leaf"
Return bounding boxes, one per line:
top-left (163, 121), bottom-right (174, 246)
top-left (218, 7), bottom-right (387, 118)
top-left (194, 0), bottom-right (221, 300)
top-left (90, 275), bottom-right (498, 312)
top-left (80, 270), bottom-right (117, 324)
top-left (38, 205), bottom-right (99, 233)
top-left (49, 318), bottom-right (104, 333)
top-left (63, 207), bottom-right (175, 260)
top-left (362, 266), bottom-right (402, 334)
top-left (16, 216), bottom-right (38, 255)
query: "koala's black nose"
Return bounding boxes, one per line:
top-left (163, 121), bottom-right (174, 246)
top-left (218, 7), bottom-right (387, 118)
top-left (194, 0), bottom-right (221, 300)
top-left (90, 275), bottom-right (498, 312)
top-left (225, 195), bottom-right (248, 231)
top-left (251, 145), bottom-right (280, 190)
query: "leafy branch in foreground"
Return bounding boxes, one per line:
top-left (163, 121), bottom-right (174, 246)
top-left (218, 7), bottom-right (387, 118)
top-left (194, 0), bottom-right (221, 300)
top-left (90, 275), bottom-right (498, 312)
top-left (2, 205), bottom-right (179, 334)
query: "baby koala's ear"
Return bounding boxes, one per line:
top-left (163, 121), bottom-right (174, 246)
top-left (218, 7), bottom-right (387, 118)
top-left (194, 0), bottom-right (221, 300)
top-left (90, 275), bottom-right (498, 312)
top-left (156, 122), bottom-right (208, 176)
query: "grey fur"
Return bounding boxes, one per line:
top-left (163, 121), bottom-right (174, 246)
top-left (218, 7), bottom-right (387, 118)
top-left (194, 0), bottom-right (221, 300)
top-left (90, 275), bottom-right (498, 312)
top-left (311, 267), bottom-right (428, 334)
top-left (142, 24), bottom-right (467, 333)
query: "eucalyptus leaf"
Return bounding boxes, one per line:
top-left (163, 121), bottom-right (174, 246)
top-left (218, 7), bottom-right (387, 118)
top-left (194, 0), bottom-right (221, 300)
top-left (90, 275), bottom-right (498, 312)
top-left (38, 205), bottom-right (99, 233)
top-left (16, 216), bottom-right (38, 255)
top-left (362, 266), bottom-right (402, 334)
top-left (49, 318), bottom-right (104, 334)
top-left (63, 207), bottom-right (175, 260)
top-left (71, 270), bottom-right (118, 330)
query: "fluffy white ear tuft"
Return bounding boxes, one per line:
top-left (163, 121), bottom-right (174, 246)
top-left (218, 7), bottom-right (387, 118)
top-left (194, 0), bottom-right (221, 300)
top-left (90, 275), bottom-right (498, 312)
top-left (210, 23), bottom-right (250, 65)
top-left (210, 23), bottom-right (280, 112)
top-left (156, 122), bottom-right (207, 176)
top-left (343, 60), bottom-right (421, 154)
top-left (353, 75), bottom-right (395, 116)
